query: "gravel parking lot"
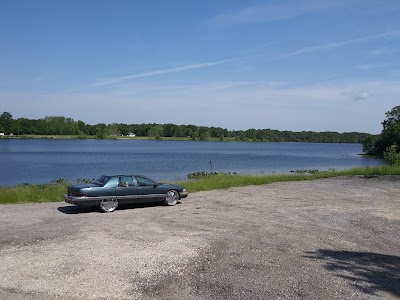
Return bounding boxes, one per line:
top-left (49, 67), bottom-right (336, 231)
top-left (0, 176), bottom-right (399, 300)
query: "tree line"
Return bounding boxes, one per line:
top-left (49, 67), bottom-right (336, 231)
top-left (0, 111), bottom-right (374, 143)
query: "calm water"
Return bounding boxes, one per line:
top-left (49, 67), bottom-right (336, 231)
top-left (0, 139), bottom-right (383, 186)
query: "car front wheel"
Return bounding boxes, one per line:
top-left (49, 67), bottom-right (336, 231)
top-left (164, 190), bottom-right (179, 206)
top-left (99, 198), bottom-right (118, 212)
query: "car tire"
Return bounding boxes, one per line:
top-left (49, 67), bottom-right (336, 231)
top-left (99, 198), bottom-right (118, 213)
top-left (164, 190), bottom-right (179, 206)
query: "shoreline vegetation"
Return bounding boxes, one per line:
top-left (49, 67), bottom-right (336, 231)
top-left (1, 165), bottom-right (399, 205)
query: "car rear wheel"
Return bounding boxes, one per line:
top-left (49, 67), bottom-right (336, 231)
top-left (99, 198), bottom-right (118, 212)
top-left (164, 190), bottom-right (179, 206)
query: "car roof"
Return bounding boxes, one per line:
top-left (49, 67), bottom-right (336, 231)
top-left (103, 174), bottom-right (151, 178)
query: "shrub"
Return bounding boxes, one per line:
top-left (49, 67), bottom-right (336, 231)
top-left (384, 145), bottom-right (400, 165)
top-left (187, 171), bottom-right (237, 180)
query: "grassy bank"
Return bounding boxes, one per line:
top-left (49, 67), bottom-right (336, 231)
top-left (177, 166), bottom-right (400, 192)
top-left (1, 166), bottom-right (400, 205)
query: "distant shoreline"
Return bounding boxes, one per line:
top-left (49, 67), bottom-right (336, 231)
top-left (0, 134), bottom-right (366, 144)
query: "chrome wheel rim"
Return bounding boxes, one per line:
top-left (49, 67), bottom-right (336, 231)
top-left (165, 190), bottom-right (178, 206)
top-left (100, 198), bottom-right (118, 212)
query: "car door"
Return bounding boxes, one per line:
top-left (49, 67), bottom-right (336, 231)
top-left (116, 176), bottom-right (138, 204)
top-left (134, 176), bottom-right (165, 203)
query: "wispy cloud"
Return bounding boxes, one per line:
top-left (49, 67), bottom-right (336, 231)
top-left (353, 92), bottom-right (370, 102)
top-left (368, 47), bottom-right (394, 56)
top-left (208, 0), bottom-right (347, 27)
top-left (278, 31), bottom-right (400, 59)
top-left (356, 63), bottom-right (391, 70)
top-left (91, 59), bottom-right (232, 87)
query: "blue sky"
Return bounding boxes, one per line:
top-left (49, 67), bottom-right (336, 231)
top-left (1, 0), bottom-right (399, 133)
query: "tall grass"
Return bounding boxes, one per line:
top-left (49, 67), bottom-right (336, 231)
top-left (0, 184), bottom-right (67, 204)
top-left (1, 166), bottom-right (400, 204)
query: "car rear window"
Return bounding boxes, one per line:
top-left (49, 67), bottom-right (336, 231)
top-left (92, 176), bottom-right (108, 186)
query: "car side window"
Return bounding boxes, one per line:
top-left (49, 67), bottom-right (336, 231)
top-left (134, 176), bottom-right (156, 186)
top-left (119, 176), bottom-right (135, 187)
top-left (104, 177), bottom-right (119, 188)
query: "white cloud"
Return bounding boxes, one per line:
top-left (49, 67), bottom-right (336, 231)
top-left (353, 92), bottom-right (370, 101)
top-left (208, 0), bottom-right (349, 27)
top-left (368, 47), bottom-right (392, 56)
top-left (356, 63), bottom-right (390, 70)
top-left (278, 31), bottom-right (400, 59)
top-left (90, 59), bottom-right (233, 87)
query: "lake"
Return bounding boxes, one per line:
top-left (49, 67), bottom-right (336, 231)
top-left (0, 139), bottom-right (383, 186)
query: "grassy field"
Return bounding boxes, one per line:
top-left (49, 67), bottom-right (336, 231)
top-left (1, 165), bottom-right (399, 205)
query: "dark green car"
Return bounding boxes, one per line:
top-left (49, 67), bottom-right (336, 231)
top-left (64, 175), bottom-right (188, 212)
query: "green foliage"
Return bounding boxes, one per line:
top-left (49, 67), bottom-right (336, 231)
top-left (362, 136), bottom-right (378, 154)
top-left (0, 112), bottom-right (13, 134)
top-left (382, 106), bottom-right (400, 131)
top-left (96, 123), bottom-right (109, 139)
top-left (290, 169), bottom-right (321, 174)
top-left (383, 145), bottom-right (400, 165)
top-left (290, 168), bottom-right (336, 174)
top-left (108, 123), bottom-right (121, 136)
top-left (366, 106), bottom-right (400, 156)
top-left (148, 124), bottom-right (164, 138)
top-left (187, 171), bottom-right (237, 180)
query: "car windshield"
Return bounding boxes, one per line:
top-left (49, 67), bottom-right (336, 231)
top-left (91, 176), bottom-right (108, 186)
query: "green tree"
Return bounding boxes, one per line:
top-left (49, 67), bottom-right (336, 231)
top-left (368, 106), bottom-right (400, 155)
top-left (148, 125), bottom-right (164, 139)
top-left (190, 130), bottom-right (199, 140)
top-left (108, 123), bottom-right (121, 136)
top-left (245, 128), bottom-right (257, 141)
top-left (18, 118), bottom-right (36, 134)
top-left (95, 124), bottom-right (109, 139)
top-left (362, 136), bottom-right (378, 154)
top-left (11, 119), bottom-right (22, 135)
top-left (382, 106), bottom-right (400, 131)
top-left (0, 112), bottom-right (13, 134)
top-left (199, 127), bottom-right (211, 141)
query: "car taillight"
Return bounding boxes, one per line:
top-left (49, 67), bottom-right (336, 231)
top-left (75, 193), bottom-right (87, 197)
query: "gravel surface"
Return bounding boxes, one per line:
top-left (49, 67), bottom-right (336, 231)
top-left (0, 176), bottom-right (399, 299)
